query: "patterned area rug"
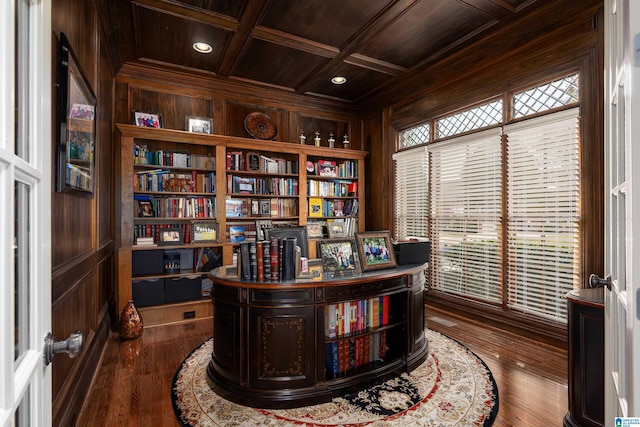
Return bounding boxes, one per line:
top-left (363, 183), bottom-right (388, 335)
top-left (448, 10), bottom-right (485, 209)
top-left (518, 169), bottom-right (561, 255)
top-left (171, 329), bottom-right (499, 426)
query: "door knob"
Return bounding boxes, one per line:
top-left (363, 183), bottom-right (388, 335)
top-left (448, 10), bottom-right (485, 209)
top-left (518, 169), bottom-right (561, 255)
top-left (589, 274), bottom-right (612, 291)
top-left (44, 330), bottom-right (83, 365)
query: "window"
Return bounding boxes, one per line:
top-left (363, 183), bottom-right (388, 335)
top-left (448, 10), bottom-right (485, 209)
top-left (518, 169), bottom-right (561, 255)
top-left (505, 108), bottom-right (580, 321)
top-left (428, 128), bottom-right (503, 302)
top-left (394, 73), bottom-right (582, 324)
top-left (393, 147), bottom-right (429, 239)
top-left (399, 123), bottom-right (430, 149)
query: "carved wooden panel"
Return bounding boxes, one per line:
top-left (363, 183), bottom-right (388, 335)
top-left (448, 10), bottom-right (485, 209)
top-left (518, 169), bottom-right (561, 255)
top-left (250, 307), bottom-right (315, 389)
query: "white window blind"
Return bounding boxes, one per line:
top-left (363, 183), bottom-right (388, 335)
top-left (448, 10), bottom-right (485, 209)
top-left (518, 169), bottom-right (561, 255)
top-left (504, 108), bottom-right (580, 322)
top-left (393, 147), bottom-right (429, 239)
top-left (428, 128), bottom-right (503, 302)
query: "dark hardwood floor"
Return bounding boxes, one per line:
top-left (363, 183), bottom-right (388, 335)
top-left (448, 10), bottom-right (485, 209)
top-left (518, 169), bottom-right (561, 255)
top-left (76, 305), bottom-right (567, 426)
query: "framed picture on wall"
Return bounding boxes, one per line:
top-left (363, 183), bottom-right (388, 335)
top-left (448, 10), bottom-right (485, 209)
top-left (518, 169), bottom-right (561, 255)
top-left (56, 33), bottom-right (97, 197)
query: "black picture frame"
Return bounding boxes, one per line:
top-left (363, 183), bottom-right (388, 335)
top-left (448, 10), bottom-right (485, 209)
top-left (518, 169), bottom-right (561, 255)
top-left (159, 228), bottom-right (183, 246)
top-left (57, 33), bottom-right (97, 197)
top-left (316, 239), bottom-right (359, 278)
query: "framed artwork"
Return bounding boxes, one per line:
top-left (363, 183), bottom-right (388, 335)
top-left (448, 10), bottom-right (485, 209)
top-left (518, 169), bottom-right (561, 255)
top-left (132, 110), bottom-right (163, 128)
top-left (306, 222), bottom-right (325, 239)
top-left (185, 116), bottom-right (213, 134)
top-left (137, 200), bottom-right (154, 217)
top-left (159, 228), bottom-right (183, 246)
top-left (327, 219), bottom-right (348, 238)
top-left (57, 33), bottom-right (97, 197)
top-left (316, 239), bottom-right (359, 279)
top-left (355, 231), bottom-right (397, 271)
top-left (192, 221), bottom-right (219, 243)
top-left (259, 199), bottom-right (271, 216)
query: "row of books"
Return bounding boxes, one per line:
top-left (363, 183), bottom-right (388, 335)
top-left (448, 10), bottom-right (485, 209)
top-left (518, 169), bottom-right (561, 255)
top-left (136, 196), bottom-right (216, 218)
top-left (65, 163), bottom-right (91, 191)
top-left (325, 331), bottom-right (388, 377)
top-left (307, 179), bottom-right (356, 197)
top-left (134, 144), bottom-right (214, 169)
top-left (227, 175), bottom-right (299, 196)
top-left (134, 170), bottom-right (215, 193)
top-left (226, 150), bottom-right (299, 174)
top-left (134, 223), bottom-right (192, 245)
top-left (226, 197), bottom-right (297, 218)
top-left (309, 159), bottom-right (358, 178)
top-left (308, 198), bottom-right (358, 218)
top-left (324, 296), bottom-right (390, 339)
top-left (236, 238), bottom-right (299, 282)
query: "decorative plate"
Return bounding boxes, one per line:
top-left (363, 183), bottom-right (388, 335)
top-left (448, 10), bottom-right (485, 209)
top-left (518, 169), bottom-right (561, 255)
top-left (244, 112), bottom-right (278, 140)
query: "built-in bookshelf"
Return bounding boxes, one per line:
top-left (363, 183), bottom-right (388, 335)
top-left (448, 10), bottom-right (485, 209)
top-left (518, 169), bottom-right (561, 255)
top-left (116, 124), bottom-right (367, 325)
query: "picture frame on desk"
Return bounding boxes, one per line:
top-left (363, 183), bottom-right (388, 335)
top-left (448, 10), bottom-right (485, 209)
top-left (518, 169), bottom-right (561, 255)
top-left (317, 239), bottom-right (359, 278)
top-left (132, 110), bottom-right (163, 128)
top-left (159, 227), bottom-right (183, 246)
top-left (192, 221), bottom-right (218, 243)
top-left (355, 231), bottom-right (397, 271)
top-left (185, 116), bottom-right (213, 134)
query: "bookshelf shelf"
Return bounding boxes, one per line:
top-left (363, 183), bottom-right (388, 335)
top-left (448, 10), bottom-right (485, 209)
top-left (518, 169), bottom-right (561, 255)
top-left (206, 263), bottom-right (428, 408)
top-left (116, 124), bottom-right (366, 326)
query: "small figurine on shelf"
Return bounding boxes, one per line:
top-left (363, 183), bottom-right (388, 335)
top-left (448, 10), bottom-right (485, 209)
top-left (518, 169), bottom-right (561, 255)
top-left (299, 129), bottom-right (306, 145)
top-left (343, 133), bottom-right (350, 149)
top-left (314, 131), bottom-right (321, 147)
top-left (328, 132), bottom-right (335, 148)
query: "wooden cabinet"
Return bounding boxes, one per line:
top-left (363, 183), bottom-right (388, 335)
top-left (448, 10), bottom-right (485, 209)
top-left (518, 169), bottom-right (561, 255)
top-left (206, 264), bottom-right (428, 408)
top-left (116, 124), bottom-right (367, 326)
top-left (563, 288), bottom-right (604, 427)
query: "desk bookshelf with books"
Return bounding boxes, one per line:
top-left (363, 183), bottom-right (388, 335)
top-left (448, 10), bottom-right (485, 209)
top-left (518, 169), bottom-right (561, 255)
top-left (206, 263), bottom-right (428, 408)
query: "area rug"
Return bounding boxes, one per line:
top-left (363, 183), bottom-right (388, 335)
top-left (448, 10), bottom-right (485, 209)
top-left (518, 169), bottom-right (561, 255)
top-left (171, 329), bottom-right (499, 426)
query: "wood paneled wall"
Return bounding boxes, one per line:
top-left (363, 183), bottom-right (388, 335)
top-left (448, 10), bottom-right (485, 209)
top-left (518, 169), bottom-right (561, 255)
top-left (52, 0), bottom-right (115, 425)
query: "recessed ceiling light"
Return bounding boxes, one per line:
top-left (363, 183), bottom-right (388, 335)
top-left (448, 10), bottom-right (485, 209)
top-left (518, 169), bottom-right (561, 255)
top-left (193, 42), bottom-right (212, 54)
top-left (331, 76), bottom-right (347, 85)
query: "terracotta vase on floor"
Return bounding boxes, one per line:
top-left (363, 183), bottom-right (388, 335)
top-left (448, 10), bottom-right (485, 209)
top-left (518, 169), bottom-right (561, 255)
top-left (119, 300), bottom-right (143, 340)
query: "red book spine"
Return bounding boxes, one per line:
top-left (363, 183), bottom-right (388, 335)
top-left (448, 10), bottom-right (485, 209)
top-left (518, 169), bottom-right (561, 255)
top-left (382, 295), bottom-right (389, 326)
top-left (256, 241), bottom-right (264, 282)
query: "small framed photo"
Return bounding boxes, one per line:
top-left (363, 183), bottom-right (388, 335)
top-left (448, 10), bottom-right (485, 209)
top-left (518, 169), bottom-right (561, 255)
top-left (159, 227), bottom-right (183, 246)
top-left (138, 200), bottom-right (155, 217)
top-left (132, 110), bottom-right (163, 128)
top-left (259, 199), bottom-right (271, 216)
top-left (255, 219), bottom-right (273, 241)
top-left (327, 220), bottom-right (348, 238)
top-left (316, 239), bottom-right (359, 279)
top-left (355, 231), bottom-right (397, 272)
top-left (246, 152), bottom-right (261, 172)
top-left (192, 221), bottom-right (219, 243)
top-left (185, 116), bottom-right (213, 134)
top-left (306, 222), bottom-right (325, 239)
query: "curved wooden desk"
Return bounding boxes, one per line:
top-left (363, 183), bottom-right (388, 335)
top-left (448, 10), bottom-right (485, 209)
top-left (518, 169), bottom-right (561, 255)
top-left (207, 263), bottom-right (428, 408)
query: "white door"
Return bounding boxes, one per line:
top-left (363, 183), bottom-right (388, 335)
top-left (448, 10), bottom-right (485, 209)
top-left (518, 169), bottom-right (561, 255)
top-left (603, 0), bottom-right (640, 423)
top-left (0, 0), bottom-right (53, 425)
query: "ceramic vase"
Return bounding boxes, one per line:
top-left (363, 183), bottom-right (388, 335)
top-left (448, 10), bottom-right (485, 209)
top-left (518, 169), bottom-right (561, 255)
top-left (119, 300), bottom-right (143, 340)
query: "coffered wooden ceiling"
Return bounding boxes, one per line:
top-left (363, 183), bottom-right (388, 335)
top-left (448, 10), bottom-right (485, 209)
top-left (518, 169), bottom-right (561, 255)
top-left (101, 0), bottom-right (542, 104)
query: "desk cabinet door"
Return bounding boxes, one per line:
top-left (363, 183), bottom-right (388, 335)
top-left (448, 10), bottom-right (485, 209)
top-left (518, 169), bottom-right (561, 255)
top-left (249, 306), bottom-right (316, 389)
